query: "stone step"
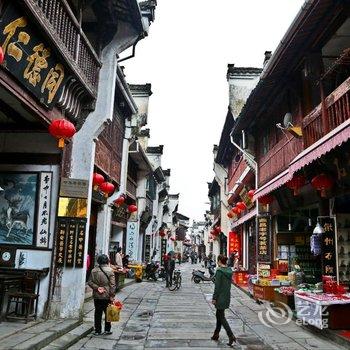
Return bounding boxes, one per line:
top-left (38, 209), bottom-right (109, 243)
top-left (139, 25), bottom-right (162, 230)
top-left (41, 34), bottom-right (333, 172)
top-left (41, 322), bottom-right (93, 350)
top-left (0, 319), bottom-right (81, 350)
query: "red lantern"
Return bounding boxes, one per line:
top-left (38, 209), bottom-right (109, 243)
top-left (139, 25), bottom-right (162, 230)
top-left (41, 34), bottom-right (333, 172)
top-left (311, 174), bottom-right (334, 198)
top-left (114, 195), bottom-right (126, 207)
top-left (100, 182), bottom-right (115, 197)
top-left (159, 230), bottom-right (166, 237)
top-left (259, 194), bottom-right (274, 205)
top-left (210, 229), bottom-right (216, 236)
top-left (248, 189), bottom-right (255, 200)
top-left (215, 226), bottom-right (221, 234)
top-left (232, 207), bottom-right (241, 215)
top-left (128, 204), bottom-right (138, 213)
top-left (49, 119), bottom-right (76, 148)
top-left (0, 47), bottom-right (4, 65)
top-left (92, 173), bottom-right (105, 191)
top-left (227, 211), bottom-right (234, 219)
top-left (236, 202), bottom-right (247, 211)
top-left (286, 174), bottom-right (306, 196)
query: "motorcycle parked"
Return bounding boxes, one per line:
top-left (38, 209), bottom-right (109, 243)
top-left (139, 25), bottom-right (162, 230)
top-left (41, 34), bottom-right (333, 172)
top-left (144, 261), bottom-right (166, 281)
top-left (192, 265), bottom-right (216, 283)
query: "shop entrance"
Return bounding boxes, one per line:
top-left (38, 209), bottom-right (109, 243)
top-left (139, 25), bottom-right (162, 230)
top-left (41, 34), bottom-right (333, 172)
top-left (86, 203), bottom-right (98, 281)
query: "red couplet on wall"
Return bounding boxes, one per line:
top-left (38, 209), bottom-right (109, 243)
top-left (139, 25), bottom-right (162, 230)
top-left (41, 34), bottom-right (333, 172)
top-left (228, 231), bottom-right (241, 258)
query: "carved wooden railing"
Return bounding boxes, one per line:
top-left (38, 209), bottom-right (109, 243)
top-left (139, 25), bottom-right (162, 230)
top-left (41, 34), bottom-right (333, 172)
top-left (24, 0), bottom-right (101, 96)
top-left (259, 137), bottom-right (303, 185)
top-left (303, 76), bottom-right (350, 148)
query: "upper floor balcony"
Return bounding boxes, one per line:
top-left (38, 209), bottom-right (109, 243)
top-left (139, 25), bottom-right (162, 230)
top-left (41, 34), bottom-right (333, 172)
top-left (24, 0), bottom-right (101, 97)
top-left (303, 75), bottom-right (350, 149)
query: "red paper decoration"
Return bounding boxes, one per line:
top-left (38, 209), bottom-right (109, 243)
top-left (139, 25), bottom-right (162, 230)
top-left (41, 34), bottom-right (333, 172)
top-left (0, 47), bottom-right (4, 65)
top-left (48, 119), bottom-right (76, 148)
top-left (92, 173), bottom-right (105, 191)
top-left (100, 182), bottom-right (115, 197)
top-left (236, 202), bottom-right (247, 211)
top-left (232, 207), bottom-right (241, 215)
top-left (128, 204), bottom-right (138, 213)
top-left (259, 194), bottom-right (274, 205)
top-left (286, 174), bottom-right (306, 196)
top-left (248, 189), bottom-right (255, 199)
top-left (311, 174), bottom-right (334, 197)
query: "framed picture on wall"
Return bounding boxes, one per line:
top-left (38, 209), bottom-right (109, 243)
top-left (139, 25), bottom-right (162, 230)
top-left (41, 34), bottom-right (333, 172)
top-left (0, 172), bottom-right (39, 246)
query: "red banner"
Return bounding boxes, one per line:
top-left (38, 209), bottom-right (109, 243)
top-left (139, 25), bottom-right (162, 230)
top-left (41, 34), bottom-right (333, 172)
top-left (228, 231), bottom-right (241, 258)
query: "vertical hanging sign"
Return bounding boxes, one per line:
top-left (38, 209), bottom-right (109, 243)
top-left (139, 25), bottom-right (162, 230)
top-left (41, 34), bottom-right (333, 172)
top-left (144, 235), bottom-right (151, 263)
top-left (36, 172), bottom-right (52, 247)
top-left (126, 221), bottom-right (139, 260)
top-left (320, 217), bottom-right (337, 277)
top-left (75, 220), bottom-right (86, 268)
top-left (56, 218), bottom-right (68, 266)
top-left (65, 221), bottom-right (77, 267)
top-left (160, 238), bottom-right (167, 265)
top-left (228, 231), bottom-right (241, 258)
top-left (257, 215), bottom-right (272, 263)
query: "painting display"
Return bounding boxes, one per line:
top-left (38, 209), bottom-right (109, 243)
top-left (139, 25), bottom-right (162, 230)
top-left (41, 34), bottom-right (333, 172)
top-left (0, 172), bottom-right (38, 246)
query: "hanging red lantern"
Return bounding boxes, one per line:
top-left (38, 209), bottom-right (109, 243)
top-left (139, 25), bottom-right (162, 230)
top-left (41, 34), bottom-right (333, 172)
top-left (210, 229), bottom-right (216, 236)
top-left (236, 202), bottom-right (247, 211)
top-left (259, 194), bottom-right (274, 205)
top-left (159, 230), bottom-right (166, 237)
top-left (286, 174), bottom-right (306, 196)
top-left (248, 189), bottom-right (255, 200)
top-left (48, 119), bottom-right (76, 148)
top-left (227, 211), bottom-right (234, 219)
top-left (114, 194), bottom-right (126, 207)
top-left (0, 47), bottom-right (4, 65)
top-left (100, 182), bottom-right (115, 197)
top-left (128, 204), bottom-right (138, 213)
top-left (92, 173), bottom-right (105, 191)
top-left (215, 226), bottom-right (221, 235)
top-left (232, 207), bottom-right (241, 215)
top-left (311, 174), bottom-right (334, 198)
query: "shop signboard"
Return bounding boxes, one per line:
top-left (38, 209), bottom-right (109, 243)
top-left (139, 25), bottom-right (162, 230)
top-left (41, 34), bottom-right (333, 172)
top-left (65, 221), bottom-right (77, 267)
top-left (320, 217), bottom-right (337, 277)
top-left (0, 3), bottom-right (68, 108)
top-left (60, 178), bottom-right (89, 199)
top-left (257, 215), bottom-right (272, 263)
top-left (160, 238), bottom-right (167, 265)
top-left (75, 220), bottom-right (86, 268)
top-left (126, 221), bottom-right (139, 260)
top-left (144, 235), bottom-right (151, 263)
top-left (228, 231), bottom-right (241, 258)
top-left (56, 218), bottom-right (68, 267)
top-left (239, 187), bottom-right (254, 210)
top-left (36, 172), bottom-right (52, 248)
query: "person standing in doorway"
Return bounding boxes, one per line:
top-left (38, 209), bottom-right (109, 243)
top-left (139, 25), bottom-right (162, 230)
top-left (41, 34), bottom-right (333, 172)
top-left (88, 254), bottom-right (116, 336)
top-left (211, 255), bottom-right (236, 346)
top-left (115, 247), bottom-right (123, 268)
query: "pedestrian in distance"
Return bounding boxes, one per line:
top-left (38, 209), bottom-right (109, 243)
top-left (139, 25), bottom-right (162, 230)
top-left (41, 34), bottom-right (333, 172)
top-left (211, 254), bottom-right (236, 346)
top-left (203, 254), bottom-right (208, 268)
top-left (88, 254), bottom-right (116, 336)
top-left (165, 252), bottom-right (175, 287)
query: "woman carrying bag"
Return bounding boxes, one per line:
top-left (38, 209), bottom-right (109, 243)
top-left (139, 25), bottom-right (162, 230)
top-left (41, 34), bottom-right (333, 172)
top-left (211, 254), bottom-right (236, 346)
top-left (88, 254), bottom-right (116, 336)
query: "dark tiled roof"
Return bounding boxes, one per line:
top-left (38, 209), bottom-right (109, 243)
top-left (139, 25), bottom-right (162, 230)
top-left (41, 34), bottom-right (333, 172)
top-left (163, 169), bottom-right (171, 176)
top-left (146, 145), bottom-right (164, 154)
top-left (128, 83), bottom-right (152, 96)
top-left (139, 0), bottom-right (157, 10)
top-left (138, 129), bottom-right (150, 137)
top-left (227, 64), bottom-right (262, 76)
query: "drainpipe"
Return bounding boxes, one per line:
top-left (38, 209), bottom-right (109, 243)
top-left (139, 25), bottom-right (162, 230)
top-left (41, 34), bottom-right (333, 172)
top-left (229, 129), bottom-right (260, 275)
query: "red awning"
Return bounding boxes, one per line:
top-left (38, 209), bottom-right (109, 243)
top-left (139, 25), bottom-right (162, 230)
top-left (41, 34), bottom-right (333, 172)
top-left (289, 119), bottom-right (350, 175)
top-left (231, 209), bottom-right (257, 228)
top-left (253, 170), bottom-right (292, 200)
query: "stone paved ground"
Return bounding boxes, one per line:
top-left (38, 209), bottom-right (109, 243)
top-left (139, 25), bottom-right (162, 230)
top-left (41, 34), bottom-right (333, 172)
top-left (69, 263), bottom-right (346, 350)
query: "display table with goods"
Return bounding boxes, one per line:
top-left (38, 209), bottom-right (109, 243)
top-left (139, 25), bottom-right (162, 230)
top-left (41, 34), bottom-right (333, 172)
top-left (294, 289), bottom-right (350, 330)
top-left (253, 276), bottom-right (291, 302)
top-left (232, 270), bottom-right (249, 286)
top-left (274, 286), bottom-right (295, 309)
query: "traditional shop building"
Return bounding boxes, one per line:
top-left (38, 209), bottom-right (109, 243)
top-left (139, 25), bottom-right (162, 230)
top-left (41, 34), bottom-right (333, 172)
top-left (228, 0), bottom-right (350, 329)
top-left (0, 0), bottom-right (156, 321)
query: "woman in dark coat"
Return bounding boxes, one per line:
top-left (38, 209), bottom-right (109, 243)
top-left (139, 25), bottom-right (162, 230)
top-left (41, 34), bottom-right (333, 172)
top-left (211, 255), bottom-right (236, 346)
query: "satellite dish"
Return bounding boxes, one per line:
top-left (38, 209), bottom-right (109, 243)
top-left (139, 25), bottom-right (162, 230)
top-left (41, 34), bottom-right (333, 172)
top-left (283, 113), bottom-right (293, 128)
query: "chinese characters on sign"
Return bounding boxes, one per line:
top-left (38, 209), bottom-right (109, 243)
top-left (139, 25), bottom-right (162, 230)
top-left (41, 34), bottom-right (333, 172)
top-left (144, 235), bottom-right (151, 263)
top-left (65, 221), bottom-right (77, 267)
top-left (160, 239), bottom-right (167, 265)
top-left (126, 222), bottom-right (139, 260)
top-left (36, 172), bottom-right (52, 248)
top-left (320, 217), bottom-right (337, 277)
top-left (56, 219), bottom-right (67, 266)
top-left (228, 231), bottom-right (241, 258)
top-left (60, 178), bottom-right (89, 199)
top-left (75, 221), bottom-right (86, 268)
top-left (0, 4), bottom-right (66, 107)
top-left (258, 215), bottom-right (271, 263)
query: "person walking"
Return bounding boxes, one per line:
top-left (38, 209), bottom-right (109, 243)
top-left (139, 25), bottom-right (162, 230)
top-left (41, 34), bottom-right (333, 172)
top-left (88, 254), bottom-right (116, 336)
top-left (211, 255), bottom-right (236, 346)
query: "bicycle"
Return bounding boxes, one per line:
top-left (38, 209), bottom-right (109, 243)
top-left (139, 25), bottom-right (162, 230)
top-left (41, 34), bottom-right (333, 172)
top-left (168, 269), bottom-right (182, 291)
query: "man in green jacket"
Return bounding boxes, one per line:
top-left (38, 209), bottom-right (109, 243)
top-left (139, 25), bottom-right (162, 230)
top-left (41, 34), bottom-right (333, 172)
top-left (212, 254), bottom-right (236, 346)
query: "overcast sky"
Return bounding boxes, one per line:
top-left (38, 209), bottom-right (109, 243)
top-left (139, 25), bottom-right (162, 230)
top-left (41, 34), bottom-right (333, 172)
top-left (125, 0), bottom-right (304, 222)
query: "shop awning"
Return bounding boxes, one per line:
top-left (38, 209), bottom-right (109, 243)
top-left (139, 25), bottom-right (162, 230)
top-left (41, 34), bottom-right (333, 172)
top-left (231, 209), bottom-right (257, 229)
top-left (253, 170), bottom-right (292, 200)
top-left (289, 119), bottom-right (350, 175)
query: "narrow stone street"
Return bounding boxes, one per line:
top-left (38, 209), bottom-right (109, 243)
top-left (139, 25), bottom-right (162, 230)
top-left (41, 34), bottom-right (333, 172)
top-left (67, 264), bottom-right (346, 350)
